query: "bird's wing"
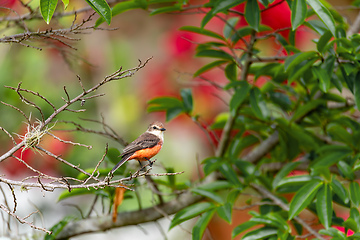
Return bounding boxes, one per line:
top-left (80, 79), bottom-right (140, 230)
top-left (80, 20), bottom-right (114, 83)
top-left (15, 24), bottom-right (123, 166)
top-left (121, 132), bottom-right (160, 156)
top-left (110, 133), bottom-right (160, 175)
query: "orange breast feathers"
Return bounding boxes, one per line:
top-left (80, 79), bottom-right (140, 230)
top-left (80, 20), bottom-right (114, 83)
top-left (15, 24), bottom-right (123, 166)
top-left (128, 144), bottom-right (163, 161)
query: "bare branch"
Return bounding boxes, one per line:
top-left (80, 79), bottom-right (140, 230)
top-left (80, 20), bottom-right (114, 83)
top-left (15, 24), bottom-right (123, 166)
top-left (1, 101), bottom-right (30, 124)
top-left (46, 131), bottom-right (92, 149)
top-left (0, 59), bottom-right (152, 163)
top-left (0, 126), bottom-right (16, 145)
top-left (35, 146), bottom-right (101, 183)
top-left (63, 86), bottom-right (71, 103)
top-left (0, 204), bottom-right (51, 234)
top-left (83, 144), bottom-right (108, 185)
top-left (14, 82), bottom-right (45, 121)
top-left (4, 85), bottom-right (57, 111)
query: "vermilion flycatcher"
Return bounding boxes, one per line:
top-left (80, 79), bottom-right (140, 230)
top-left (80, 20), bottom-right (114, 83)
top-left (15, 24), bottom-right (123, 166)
top-left (109, 121), bottom-right (166, 175)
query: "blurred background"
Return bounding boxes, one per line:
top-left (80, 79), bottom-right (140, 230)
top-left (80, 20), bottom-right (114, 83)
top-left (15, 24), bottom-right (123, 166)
top-left (0, 0), bottom-right (357, 239)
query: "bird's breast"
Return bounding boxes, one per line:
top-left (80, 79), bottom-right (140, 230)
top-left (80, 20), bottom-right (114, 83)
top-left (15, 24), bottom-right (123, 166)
top-left (129, 144), bottom-right (163, 161)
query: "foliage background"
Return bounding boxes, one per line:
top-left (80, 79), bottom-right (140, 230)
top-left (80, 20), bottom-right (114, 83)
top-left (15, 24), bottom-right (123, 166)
top-left (0, 0), bottom-right (216, 238)
top-left (1, 0), bottom-right (360, 239)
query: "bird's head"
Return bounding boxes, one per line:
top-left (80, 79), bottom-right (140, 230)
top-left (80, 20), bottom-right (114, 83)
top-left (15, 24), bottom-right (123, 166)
top-left (147, 121), bottom-right (166, 139)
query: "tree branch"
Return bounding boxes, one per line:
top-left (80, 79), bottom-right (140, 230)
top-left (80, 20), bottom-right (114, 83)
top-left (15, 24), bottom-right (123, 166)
top-left (55, 189), bottom-right (203, 239)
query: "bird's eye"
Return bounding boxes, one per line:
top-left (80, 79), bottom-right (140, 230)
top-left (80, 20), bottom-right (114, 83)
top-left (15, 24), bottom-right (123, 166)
top-left (153, 126), bottom-right (157, 130)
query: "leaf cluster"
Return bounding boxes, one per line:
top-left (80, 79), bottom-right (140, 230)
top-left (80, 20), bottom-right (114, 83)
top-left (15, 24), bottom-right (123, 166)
top-left (138, 0), bottom-right (360, 239)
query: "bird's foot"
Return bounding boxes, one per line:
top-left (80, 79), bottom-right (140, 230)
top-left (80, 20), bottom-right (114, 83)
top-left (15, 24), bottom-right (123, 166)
top-left (104, 173), bottom-right (112, 184)
top-left (145, 157), bottom-right (154, 167)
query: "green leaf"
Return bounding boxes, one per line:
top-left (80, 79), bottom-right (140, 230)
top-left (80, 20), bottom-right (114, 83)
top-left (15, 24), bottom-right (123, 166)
top-left (191, 188), bottom-right (223, 204)
top-left (304, 19), bottom-right (328, 35)
top-left (225, 62), bottom-right (237, 81)
top-left (278, 121), bottom-right (319, 151)
top-left (197, 180), bottom-right (233, 192)
top-left (229, 134), bottom-right (259, 159)
top-left (196, 49), bottom-right (233, 60)
top-left (227, 190), bottom-right (241, 205)
top-left (232, 221), bottom-right (258, 238)
top-left (331, 177), bottom-right (349, 205)
top-left (61, 0), bottom-right (69, 9)
top-left (212, 0), bottom-right (246, 14)
top-left (169, 202), bottom-right (215, 229)
top-left (306, 0), bottom-right (336, 36)
top-left (194, 60), bottom-right (228, 77)
top-left (230, 81), bottom-right (251, 115)
top-left (284, 51), bottom-right (319, 72)
top-left (337, 160), bottom-right (355, 180)
top-left (344, 218), bottom-right (359, 233)
top-left (201, 10), bottom-right (215, 28)
top-left (289, 58), bottom-right (318, 82)
top-left (267, 213), bottom-right (289, 231)
top-left (106, 148), bottom-right (120, 165)
top-left (45, 216), bottom-right (75, 240)
top-left (95, 0), bottom-right (145, 26)
top-left (311, 149), bottom-right (352, 169)
top-left (150, 4), bottom-right (182, 15)
top-left (350, 181), bottom-right (360, 207)
top-left (85, 0), bottom-right (112, 25)
top-left (251, 213), bottom-right (289, 231)
top-left (249, 87), bottom-right (269, 120)
top-left (217, 202), bottom-right (232, 223)
top-left (147, 97), bottom-right (185, 121)
top-left (166, 167), bottom-right (176, 187)
top-left (316, 184), bottom-right (332, 229)
top-left (350, 207), bottom-right (360, 231)
top-left (179, 26), bottom-right (225, 40)
top-left (289, 179), bottom-right (322, 219)
top-left (327, 124), bottom-right (354, 147)
top-left (234, 159), bottom-right (256, 179)
top-left (291, 0), bottom-right (307, 30)
top-left (242, 227), bottom-right (278, 240)
top-left (180, 88), bottom-right (193, 113)
top-left (219, 163), bottom-right (243, 188)
top-left (312, 65), bottom-right (330, 92)
top-left (192, 210), bottom-right (216, 240)
top-left (354, 72), bottom-right (360, 110)
top-left (269, 91), bottom-right (292, 110)
top-left (231, 25), bottom-right (272, 44)
top-left (291, 99), bottom-right (324, 121)
top-left (276, 175), bottom-right (313, 193)
top-left (272, 161), bottom-right (302, 190)
top-left (58, 188), bottom-right (93, 201)
top-left (40, 0), bottom-right (58, 24)
top-left (166, 107), bottom-right (184, 121)
top-left (224, 17), bottom-right (239, 39)
top-left (319, 227), bottom-right (346, 238)
top-left (202, 157), bottom-right (223, 175)
top-left (245, 0), bottom-right (260, 31)
top-left (344, 208), bottom-right (360, 232)
top-left (317, 30), bottom-right (333, 53)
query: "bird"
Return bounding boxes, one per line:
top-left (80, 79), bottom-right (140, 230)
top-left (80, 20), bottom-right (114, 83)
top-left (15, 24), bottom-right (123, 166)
top-left (109, 121), bottom-right (166, 175)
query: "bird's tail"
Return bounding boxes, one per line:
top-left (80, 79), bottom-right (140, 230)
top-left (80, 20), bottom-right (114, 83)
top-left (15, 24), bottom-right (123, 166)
top-left (109, 156), bottom-right (128, 175)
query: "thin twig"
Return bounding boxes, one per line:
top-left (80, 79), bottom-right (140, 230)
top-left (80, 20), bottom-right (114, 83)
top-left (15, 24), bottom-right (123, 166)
top-left (0, 204), bottom-right (51, 234)
top-left (1, 101), bottom-right (30, 124)
top-left (83, 144), bottom-right (108, 185)
top-left (0, 127), bottom-right (16, 144)
top-left (46, 131), bottom-right (92, 149)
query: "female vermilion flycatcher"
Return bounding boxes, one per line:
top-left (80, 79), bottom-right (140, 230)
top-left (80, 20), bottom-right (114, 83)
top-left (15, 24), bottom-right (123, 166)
top-left (109, 121), bottom-right (166, 175)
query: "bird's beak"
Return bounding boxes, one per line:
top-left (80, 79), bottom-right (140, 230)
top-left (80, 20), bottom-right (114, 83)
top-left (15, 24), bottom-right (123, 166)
top-left (160, 127), bottom-right (166, 131)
